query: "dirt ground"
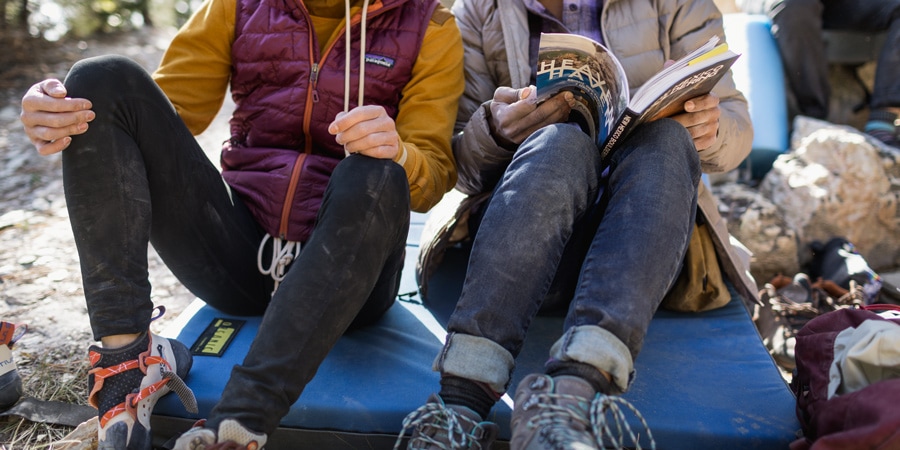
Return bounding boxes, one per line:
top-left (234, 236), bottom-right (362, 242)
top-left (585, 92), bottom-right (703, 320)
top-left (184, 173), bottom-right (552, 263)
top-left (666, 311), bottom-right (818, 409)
top-left (0, 31), bottom-right (237, 441)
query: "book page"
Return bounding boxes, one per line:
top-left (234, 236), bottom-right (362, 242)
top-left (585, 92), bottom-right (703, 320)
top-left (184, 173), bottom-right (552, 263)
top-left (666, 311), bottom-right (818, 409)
top-left (536, 33), bottom-right (629, 146)
top-left (636, 52), bottom-right (739, 122)
top-left (629, 37), bottom-right (738, 114)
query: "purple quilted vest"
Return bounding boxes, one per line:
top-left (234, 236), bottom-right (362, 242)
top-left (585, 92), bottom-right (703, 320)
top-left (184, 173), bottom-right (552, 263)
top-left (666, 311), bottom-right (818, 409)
top-left (222, 0), bottom-right (436, 241)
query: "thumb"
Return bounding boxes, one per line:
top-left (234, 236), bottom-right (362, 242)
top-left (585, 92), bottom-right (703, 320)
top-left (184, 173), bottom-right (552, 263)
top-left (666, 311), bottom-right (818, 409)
top-left (41, 79), bottom-right (68, 98)
top-left (493, 86), bottom-right (520, 104)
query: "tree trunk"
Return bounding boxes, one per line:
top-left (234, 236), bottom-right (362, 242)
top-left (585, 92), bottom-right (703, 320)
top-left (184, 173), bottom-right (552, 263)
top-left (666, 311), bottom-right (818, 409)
top-left (1, 0), bottom-right (8, 29)
top-left (140, 0), bottom-right (153, 27)
top-left (16, 0), bottom-right (27, 28)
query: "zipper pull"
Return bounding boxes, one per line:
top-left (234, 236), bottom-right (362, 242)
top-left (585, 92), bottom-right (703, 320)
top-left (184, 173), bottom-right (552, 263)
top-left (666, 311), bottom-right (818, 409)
top-left (310, 63), bottom-right (320, 103)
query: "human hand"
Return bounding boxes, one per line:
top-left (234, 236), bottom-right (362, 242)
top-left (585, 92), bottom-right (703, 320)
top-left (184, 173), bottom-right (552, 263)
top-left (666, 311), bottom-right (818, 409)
top-left (20, 79), bottom-right (95, 156)
top-left (328, 105), bottom-right (400, 160)
top-left (669, 92), bottom-right (720, 151)
top-left (488, 85), bottom-right (575, 147)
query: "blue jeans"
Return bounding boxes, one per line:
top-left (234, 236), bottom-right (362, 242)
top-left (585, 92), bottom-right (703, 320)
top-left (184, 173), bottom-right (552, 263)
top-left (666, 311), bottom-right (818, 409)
top-left (435, 121), bottom-right (700, 394)
top-left (62, 55), bottom-right (410, 435)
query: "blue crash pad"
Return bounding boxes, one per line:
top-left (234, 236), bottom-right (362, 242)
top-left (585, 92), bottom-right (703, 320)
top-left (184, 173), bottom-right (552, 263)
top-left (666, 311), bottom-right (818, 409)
top-left (152, 212), bottom-right (801, 449)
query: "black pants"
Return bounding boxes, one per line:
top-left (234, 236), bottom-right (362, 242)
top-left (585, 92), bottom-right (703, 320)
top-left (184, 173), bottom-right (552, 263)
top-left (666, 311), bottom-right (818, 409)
top-left (63, 55), bottom-right (409, 434)
top-left (767, 0), bottom-right (900, 118)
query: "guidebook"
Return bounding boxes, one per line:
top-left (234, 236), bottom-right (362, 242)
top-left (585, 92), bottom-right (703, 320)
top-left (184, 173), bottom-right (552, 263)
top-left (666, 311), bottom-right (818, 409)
top-left (535, 33), bottom-right (740, 162)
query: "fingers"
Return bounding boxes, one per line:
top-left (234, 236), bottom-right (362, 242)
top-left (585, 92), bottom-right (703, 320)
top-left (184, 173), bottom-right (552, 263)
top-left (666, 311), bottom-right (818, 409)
top-left (492, 86), bottom-right (545, 109)
top-left (490, 87), bottom-right (574, 145)
top-left (518, 86), bottom-right (538, 104)
top-left (22, 108), bottom-right (95, 155)
top-left (684, 92), bottom-right (718, 113)
top-left (33, 137), bottom-right (73, 156)
top-left (687, 118), bottom-right (719, 150)
top-left (340, 131), bottom-right (401, 158)
top-left (22, 79), bottom-right (91, 113)
top-left (21, 79), bottom-right (95, 155)
top-left (671, 111), bottom-right (719, 151)
top-left (328, 105), bottom-right (400, 159)
top-left (669, 94), bottom-right (721, 151)
top-left (493, 86), bottom-right (521, 104)
top-left (39, 79), bottom-right (68, 99)
top-left (505, 93), bottom-right (573, 141)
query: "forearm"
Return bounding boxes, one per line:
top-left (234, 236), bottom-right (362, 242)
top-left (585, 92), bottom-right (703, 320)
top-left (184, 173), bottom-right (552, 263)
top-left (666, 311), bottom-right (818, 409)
top-left (453, 103), bottom-right (517, 195)
top-left (394, 12), bottom-right (464, 211)
top-left (698, 87), bottom-right (753, 173)
top-left (152, 0), bottom-right (235, 136)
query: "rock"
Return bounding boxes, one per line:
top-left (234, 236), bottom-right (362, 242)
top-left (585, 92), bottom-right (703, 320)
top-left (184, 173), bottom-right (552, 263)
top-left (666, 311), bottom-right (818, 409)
top-left (757, 116), bottom-right (900, 270)
top-left (52, 416), bottom-right (98, 450)
top-left (713, 182), bottom-right (799, 285)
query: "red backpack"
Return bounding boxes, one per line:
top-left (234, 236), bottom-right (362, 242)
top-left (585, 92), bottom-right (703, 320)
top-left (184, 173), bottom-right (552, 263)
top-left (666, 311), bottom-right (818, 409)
top-left (789, 305), bottom-right (900, 449)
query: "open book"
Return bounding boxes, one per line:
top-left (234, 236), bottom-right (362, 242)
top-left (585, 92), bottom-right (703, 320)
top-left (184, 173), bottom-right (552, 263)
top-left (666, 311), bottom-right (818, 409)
top-left (535, 33), bottom-right (740, 162)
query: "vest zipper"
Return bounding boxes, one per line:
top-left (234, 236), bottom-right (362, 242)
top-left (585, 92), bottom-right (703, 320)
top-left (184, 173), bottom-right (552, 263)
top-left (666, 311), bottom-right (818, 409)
top-left (310, 63), bottom-right (320, 103)
top-left (278, 153), bottom-right (308, 239)
top-left (278, 0), bottom-right (393, 239)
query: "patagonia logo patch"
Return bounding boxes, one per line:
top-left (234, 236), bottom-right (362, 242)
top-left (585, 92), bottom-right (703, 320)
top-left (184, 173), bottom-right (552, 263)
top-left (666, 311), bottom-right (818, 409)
top-left (365, 53), bottom-right (395, 68)
top-left (190, 318), bottom-right (245, 357)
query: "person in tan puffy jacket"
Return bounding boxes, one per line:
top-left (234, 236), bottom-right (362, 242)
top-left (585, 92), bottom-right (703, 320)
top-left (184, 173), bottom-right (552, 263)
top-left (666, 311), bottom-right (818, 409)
top-left (396, 0), bottom-right (755, 448)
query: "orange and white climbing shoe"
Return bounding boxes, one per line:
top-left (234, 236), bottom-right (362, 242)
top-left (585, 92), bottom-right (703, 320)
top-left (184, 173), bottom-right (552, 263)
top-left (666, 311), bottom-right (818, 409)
top-left (88, 330), bottom-right (197, 450)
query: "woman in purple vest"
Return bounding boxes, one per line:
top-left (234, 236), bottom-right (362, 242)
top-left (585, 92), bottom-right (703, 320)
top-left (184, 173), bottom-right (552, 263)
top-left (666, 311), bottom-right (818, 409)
top-left (18, 0), bottom-right (463, 448)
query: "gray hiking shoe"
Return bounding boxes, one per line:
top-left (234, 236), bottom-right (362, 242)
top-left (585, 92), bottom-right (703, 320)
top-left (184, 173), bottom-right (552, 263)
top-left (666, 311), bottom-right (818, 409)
top-left (510, 373), bottom-right (655, 450)
top-left (395, 393), bottom-right (499, 450)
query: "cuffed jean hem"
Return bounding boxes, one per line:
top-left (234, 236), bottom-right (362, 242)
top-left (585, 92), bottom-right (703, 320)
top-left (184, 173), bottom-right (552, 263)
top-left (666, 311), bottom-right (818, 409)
top-left (433, 332), bottom-right (516, 393)
top-left (550, 324), bottom-right (634, 394)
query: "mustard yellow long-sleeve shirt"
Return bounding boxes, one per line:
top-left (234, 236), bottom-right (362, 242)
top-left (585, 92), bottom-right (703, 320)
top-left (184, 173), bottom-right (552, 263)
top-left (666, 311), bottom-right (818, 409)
top-left (152, 0), bottom-right (463, 212)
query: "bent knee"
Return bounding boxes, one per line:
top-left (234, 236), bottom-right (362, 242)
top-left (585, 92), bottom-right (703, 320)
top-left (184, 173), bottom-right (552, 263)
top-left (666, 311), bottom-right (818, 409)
top-left (65, 55), bottom-right (151, 100)
top-left (330, 155), bottom-right (410, 217)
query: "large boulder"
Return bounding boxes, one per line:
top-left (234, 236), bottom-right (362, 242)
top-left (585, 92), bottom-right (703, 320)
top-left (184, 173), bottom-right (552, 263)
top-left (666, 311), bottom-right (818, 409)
top-left (756, 116), bottom-right (900, 271)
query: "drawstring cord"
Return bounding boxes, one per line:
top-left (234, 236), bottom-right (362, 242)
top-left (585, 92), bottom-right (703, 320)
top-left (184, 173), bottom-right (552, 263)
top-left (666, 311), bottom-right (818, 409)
top-left (256, 234), bottom-right (300, 295)
top-left (343, 0), bottom-right (371, 156)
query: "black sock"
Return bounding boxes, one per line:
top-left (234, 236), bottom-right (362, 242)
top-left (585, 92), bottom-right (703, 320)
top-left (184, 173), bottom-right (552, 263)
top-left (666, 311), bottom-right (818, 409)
top-left (868, 108), bottom-right (898, 125)
top-left (438, 375), bottom-right (500, 420)
top-left (546, 359), bottom-right (618, 395)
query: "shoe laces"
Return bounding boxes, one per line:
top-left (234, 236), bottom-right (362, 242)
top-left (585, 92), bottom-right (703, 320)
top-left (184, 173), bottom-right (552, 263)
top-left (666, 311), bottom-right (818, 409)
top-left (523, 391), bottom-right (594, 447)
top-left (589, 394), bottom-right (656, 450)
top-left (396, 401), bottom-right (489, 450)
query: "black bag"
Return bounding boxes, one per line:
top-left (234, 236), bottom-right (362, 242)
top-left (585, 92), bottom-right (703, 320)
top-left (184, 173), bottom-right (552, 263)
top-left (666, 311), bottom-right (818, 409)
top-left (806, 237), bottom-right (900, 306)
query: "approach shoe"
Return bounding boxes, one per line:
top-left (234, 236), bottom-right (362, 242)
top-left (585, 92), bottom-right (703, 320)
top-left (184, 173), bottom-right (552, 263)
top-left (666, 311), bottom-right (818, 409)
top-left (172, 418), bottom-right (267, 450)
top-left (0, 322), bottom-right (26, 410)
top-left (510, 373), bottom-right (655, 450)
top-left (395, 393), bottom-right (499, 450)
top-left (89, 329), bottom-right (197, 450)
